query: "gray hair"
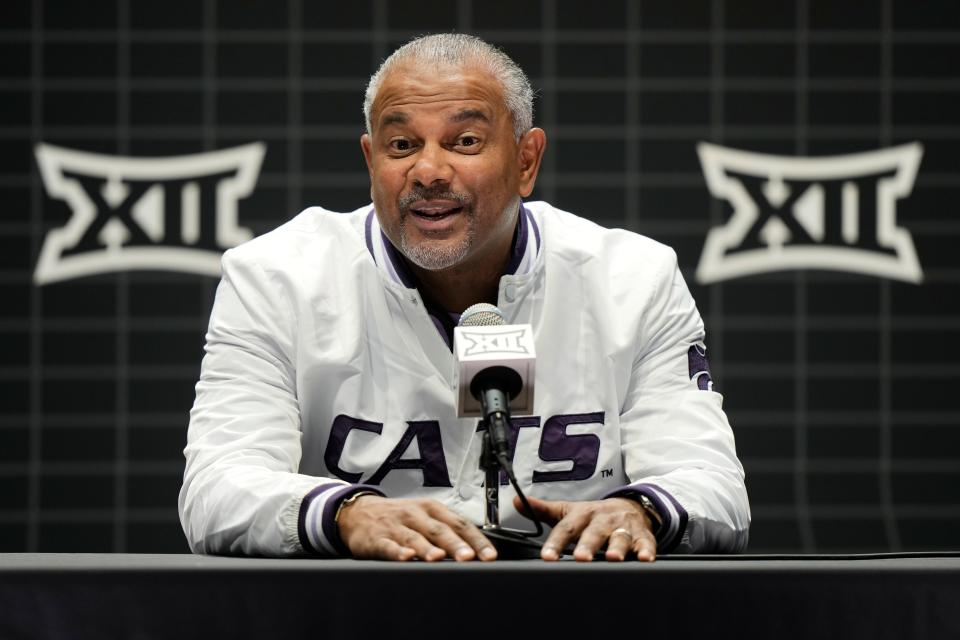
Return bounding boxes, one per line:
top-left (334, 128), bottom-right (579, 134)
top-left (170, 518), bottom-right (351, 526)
top-left (363, 33), bottom-right (534, 140)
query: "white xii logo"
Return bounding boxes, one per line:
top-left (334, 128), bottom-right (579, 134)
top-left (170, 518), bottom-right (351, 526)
top-left (460, 329), bottom-right (531, 357)
top-left (33, 142), bottom-right (265, 284)
top-left (696, 142), bottom-right (923, 284)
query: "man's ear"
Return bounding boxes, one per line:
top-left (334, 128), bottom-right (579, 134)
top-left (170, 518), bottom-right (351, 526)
top-left (360, 134), bottom-right (377, 202)
top-left (516, 128), bottom-right (547, 198)
top-left (360, 133), bottom-right (374, 173)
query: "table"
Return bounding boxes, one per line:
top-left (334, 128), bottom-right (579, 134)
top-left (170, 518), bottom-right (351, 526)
top-left (2, 553), bottom-right (959, 639)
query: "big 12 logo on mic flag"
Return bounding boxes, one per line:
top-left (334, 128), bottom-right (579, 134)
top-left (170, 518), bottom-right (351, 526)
top-left (453, 324), bottom-right (536, 419)
top-left (695, 142), bottom-right (923, 284)
top-left (33, 142), bottom-right (265, 284)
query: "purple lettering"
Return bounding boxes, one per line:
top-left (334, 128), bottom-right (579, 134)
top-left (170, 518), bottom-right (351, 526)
top-left (501, 417), bottom-right (541, 484)
top-left (475, 417), bottom-right (542, 484)
top-left (368, 421), bottom-right (452, 487)
top-left (324, 414), bottom-right (383, 483)
top-left (532, 412), bottom-right (604, 483)
top-left (687, 344), bottom-right (713, 391)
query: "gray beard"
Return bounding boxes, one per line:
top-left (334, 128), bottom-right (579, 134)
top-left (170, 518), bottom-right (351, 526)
top-left (398, 212), bottom-right (476, 271)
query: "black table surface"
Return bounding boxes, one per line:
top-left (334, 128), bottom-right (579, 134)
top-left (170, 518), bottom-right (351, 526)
top-left (2, 553), bottom-right (959, 639)
top-left (2, 550), bottom-right (960, 570)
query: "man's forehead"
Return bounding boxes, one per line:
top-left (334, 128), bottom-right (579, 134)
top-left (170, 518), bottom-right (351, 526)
top-left (371, 63), bottom-right (507, 129)
top-left (380, 107), bottom-right (492, 128)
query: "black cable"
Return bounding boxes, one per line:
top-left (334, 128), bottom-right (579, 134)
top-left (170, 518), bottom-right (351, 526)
top-left (493, 448), bottom-right (543, 539)
top-left (497, 454), bottom-right (543, 538)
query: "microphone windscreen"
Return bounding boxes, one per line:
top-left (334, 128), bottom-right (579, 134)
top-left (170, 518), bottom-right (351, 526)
top-left (459, 303), bottom-right (504, 327)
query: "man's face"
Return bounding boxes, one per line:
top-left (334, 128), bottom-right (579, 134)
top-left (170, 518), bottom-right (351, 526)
top-left (361, 63), bottom-right (544, 273)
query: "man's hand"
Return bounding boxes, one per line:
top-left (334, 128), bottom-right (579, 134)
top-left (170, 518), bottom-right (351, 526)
top-left (514, 495), bottom-right (657, 562)
top-left (337, 495), bottom-right (498, 562)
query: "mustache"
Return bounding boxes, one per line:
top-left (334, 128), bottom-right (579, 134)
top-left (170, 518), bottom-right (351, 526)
top-left (398, 187), bottom-right (471, 211)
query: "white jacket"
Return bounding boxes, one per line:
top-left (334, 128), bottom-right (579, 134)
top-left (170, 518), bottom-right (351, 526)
top-left (179, 201), bottom-right (750, 556)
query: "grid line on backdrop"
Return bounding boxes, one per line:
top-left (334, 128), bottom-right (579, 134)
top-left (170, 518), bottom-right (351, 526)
top-left (540, 0), bottom-right (557, 205)
top-left (878, 0), bottom-right (900, 553)
top-left (25, 0), bottom-right (45, 554)
top-left (111, 0), bottom-right (130, 554)
top-left (9, 28), bottom-right (960, 44)
top-left (1, 0), bottom-right (959, 553)
top-left (793, 0), bottom-right (814, 554)
top-left (198, 0), bottom-right (218, 356)
top-left (707, 0), bottom-right (726, 495)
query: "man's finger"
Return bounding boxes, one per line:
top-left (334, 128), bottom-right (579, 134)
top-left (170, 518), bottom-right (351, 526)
top-left (429, 507), bottom-right (498, 561)
top-left (376, 537), bottom-right (417, 562)
top-left (631, 525), bottom-right (658, 562)
top-left (423, 519), bottom-right (473, 560)
top-left (573, 518), bottom-right (620, 562)
top-left (604, 527), bottom-right (634, 562)
top-left (412, 511), bottom-right (495, 562)
top-left (513, 495), bottom-right (567, 527)
top-left (540, 506), bottom-right (590, 561)
top-left (397, 526), bottom-right (447, 561)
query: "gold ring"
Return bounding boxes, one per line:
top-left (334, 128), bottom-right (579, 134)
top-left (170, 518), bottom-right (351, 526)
top-left (610, 528), bottom-right (632, 539)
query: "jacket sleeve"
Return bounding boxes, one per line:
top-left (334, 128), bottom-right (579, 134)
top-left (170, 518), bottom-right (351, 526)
top-left (609, 250), bottom-right (751, 553)
top-left (178, 249), bottom-right (381, 556)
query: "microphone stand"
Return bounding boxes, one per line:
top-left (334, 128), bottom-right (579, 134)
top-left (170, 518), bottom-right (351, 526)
top-left (478, 414), bottom-right (543, 559)
top-left (479, 419), bottom-right (502, 530)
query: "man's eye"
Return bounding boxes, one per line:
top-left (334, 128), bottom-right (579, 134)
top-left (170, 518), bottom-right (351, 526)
top-left (458, 136), bottom-right (479, 147)
top-left (390, 139), bottom-right (411, 151)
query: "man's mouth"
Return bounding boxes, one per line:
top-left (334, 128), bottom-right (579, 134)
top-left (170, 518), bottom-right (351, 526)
top-left (407, 200), bottom-right (465, 220)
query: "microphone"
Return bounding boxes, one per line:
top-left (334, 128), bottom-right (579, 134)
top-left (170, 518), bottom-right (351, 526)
top-left (454, 304), bottom-right (544, 556)
top-left (454, 303), bottom-right (536, 462)
top-left (454, 303), bottom-right (535, 413)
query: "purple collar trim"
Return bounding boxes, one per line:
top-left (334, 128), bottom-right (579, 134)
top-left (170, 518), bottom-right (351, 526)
top-left (502, 204), bottom-right (529, 277)
top-left (363, 208), bottom-right (416, 288)
top-left (363, 203), bottom-right (536, 288)
top-left (364, 205), bottom-right (537, 350)
top-left (380, 229), bottom-right (418, 288)
top-left (364, 209), bottom-right (375, 259)
top-left (526, 206), bottom-right (540, 255)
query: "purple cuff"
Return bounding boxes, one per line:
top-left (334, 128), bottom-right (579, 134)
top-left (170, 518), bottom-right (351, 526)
top-left (604, 482), bottom-right (688, 554)
top-left (297, 483), bottom-right (385, 556)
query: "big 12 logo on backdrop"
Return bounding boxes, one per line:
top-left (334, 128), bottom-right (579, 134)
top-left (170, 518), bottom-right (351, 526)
top-left (33, 142), bottom-right (265, 284)
top-left (695, 142), bottom-right (923, 285)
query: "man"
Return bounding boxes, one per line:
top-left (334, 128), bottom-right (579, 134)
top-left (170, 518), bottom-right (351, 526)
top-left (179, 34), bottom-right (750, 562)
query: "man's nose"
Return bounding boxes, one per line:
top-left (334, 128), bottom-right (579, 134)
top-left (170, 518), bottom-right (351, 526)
top-left (408, 142), bottom-right (453, 187)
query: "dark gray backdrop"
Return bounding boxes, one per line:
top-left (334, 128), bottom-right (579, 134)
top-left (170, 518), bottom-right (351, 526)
top-left (1, 0), bottom-right (958, 553)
